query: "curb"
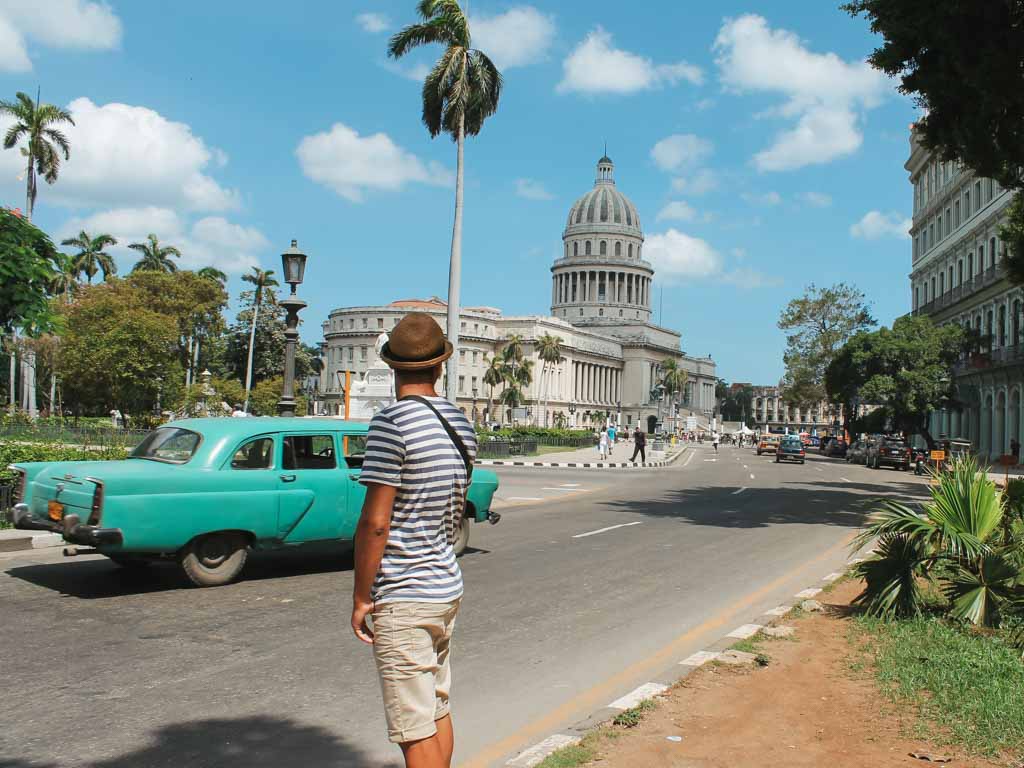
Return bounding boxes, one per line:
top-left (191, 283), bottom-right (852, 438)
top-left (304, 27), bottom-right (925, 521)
top-left (477, 447), bottom-right (688, 470)
top-left (504, 550), bottom-right (864, 767)
top-left (0, 530), bottom-right (64, 553)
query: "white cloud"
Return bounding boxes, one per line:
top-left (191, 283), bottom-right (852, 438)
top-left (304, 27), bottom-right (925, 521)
top-left (741, 190), bottom-right (782, 206)
top-left (0, 97), bottom-right (240, 212)
top-left (799, 191), bottom-right (832, 207)
top-left (656, 201), bottom-right (697, 222)
top-left (722, 267), bottom-right (782, 290)
top-left (670, 169), bottom-right (718, 196)
top-left (650, 134), bottom-right (713, 173)
top-left (850, 210), bottom-right (911, 240)
top-left (56, 207), bottom-right (268, 275)
top-left (515, 178), bottom-right (554, 201)
top-left (356, 12), bottom-right (390, 33)
top-left (471, 6), bottom-right (556, 70)
top-left (0, 0), bottom-right (121, 71)
top-left (714, 14), bottom-right (889, 171)
top-left (695, 98), bottom-right (715, 111)
top-left (644, 229), bottom-right (722, 281)
top-left (296, 122), bottom-right (453, 202)
top-left (380, 59), bottom-right (432, 82)
top-left (557, 27), bottom-right (702, 95)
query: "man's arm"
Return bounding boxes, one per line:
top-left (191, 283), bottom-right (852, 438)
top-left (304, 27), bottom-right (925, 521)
top-left (351, 483), bottom-right (397, 644)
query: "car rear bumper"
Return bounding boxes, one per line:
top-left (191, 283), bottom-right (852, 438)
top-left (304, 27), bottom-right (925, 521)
top-left (877, 457), bottom-right (909, 467)
top-left (11, 504), bottom-right (123, 547)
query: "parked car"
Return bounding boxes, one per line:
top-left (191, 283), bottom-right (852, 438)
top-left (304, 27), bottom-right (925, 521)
top-left (807, 436), bottom-right (821, 448)
top-left (866, 436), bottom-right (910, 470)
top-left (819, 437), bottom-right (836, 455)
top-left (775, 435), bottom-right (806, 464)
top-left (825, 438), bottom-right (848, 458)
top-left (846, 439), bottom-right (868, 464)
top-left (757, 435), bottom-right (780, 455)
top-left (10, 417), bottom-right (501, 587)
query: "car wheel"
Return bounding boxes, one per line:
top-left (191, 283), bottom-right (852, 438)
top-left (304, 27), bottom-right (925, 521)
top-left (180, 532), bottom-right (249, 587)
top-left (452, 514), bottom-right (470, 556)
top-left (107, 554), bottom-right (153, 569)
top-left (800, 460), bottom-right (805, 464)
top-left (775, 456), bottom-right (780, 463)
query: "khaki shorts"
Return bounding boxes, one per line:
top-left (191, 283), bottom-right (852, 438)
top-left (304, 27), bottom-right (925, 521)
top-left (371, 599), bottom-right (461, 743)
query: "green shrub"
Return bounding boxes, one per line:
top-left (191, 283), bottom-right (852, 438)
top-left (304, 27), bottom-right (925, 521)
top-left (0, 443), bottom-right (128, 485)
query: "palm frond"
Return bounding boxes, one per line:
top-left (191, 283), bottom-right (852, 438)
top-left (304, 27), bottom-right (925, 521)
top-left (3, 123), bottom-right (26, 149)
top-left (388, 18), bottom-right (454, 59)
top-left (943, 551), bottom-right (1023, 627)
top-left (851, 533), bottom-right (930, 619)
top-left (42, 127), bottom-right (71, 158)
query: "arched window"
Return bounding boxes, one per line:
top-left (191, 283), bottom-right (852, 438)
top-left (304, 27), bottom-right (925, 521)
top-left (585, 241), bottom-right (592, 255)
top-left (600, 240), bottom-right (607, 256)
top-left (615, 242), bottom-right (622, 257)
top-left (980, 243), bottom-right (986, 270)
top-left (999, 304), bottom-right (1007, 346)
top-left (637, 246), bottom-right (642, 259)
top-left (1014, 300), bottom-right (1021, 346)
top-left (939, 272), bottom-right (944, 295)
top-left (958, 260), bottom-right (963, 285)
top-left (968, 252), bottom-right (974, 276)
top-left (573, 242), bottom-right (579, 257)
top-left (628, 243), bottom-right (633, 259)
top-left (991, 236), bottom-right (998, 262)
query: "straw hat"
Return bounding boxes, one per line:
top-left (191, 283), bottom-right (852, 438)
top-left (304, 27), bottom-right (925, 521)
top-left (379, 312), bottom-right (453, 371)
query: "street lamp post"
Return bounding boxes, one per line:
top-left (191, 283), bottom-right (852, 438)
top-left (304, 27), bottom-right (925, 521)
top-left (471, 387), bottom-right (479, 425)
top-left (277, 239), bottom-right (308, 417)
top-left (568, 401), bottom-right (576, 428)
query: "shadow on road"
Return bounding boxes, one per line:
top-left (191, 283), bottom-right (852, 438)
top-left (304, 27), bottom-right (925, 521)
top-left (601, 474), bottom-right (930, 530)
top-left (5, 546), bottom-right (356, 600)
top-left (2, 715), bottom-right (397, 768)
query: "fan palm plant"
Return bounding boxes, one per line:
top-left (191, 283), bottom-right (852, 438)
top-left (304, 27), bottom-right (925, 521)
top-left (241, 267), bottom-right (280, 413)
top-left (61, 231), bottom-right (117, 283)
top-left (852, 456), bottom-right (1024, 628)
top-left (389, 0), bottom-right (503, 402)
top-left (536, 333), bottom-right (563, 427)
top-left (129, 234), bottom-right (181, 274)
top-left (482, 354), bottom-right (504, 425)
top-left (48, 253), bottom-right (78, 304)
top-left (0, 90), bottom-right (74, 221)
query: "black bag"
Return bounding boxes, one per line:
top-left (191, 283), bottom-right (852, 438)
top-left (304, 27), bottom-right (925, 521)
top-left (401, 395), bottom-right (474, 479)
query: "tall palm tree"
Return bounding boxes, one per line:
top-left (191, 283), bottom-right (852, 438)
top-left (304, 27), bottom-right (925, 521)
top-left (197, 266), bottom-right (228, 285)
top-left (482, 354), bottom-right (504, 425)
top-left (389, 0), bottom-right (503, 403)
top-left (536, 333), bottom-right (563, 427)
top-left (129, 234), bottom-right (181, 273)
top-left (61, 231), bottom-right (117, 283)
top-left (48, 253), bottom-right (78, 304)
top-left (241, 267), bottom-right (279, 413)
top-left (0, 90), bottom-right (74, 221)
top-left (660, 358), bottom-right (689, 431)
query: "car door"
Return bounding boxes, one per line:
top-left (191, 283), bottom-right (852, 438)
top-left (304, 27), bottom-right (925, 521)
top-left (218, 434), bottom-right (280, 543)
top-left (277, 432), bottom-right (347, 543)
top-left (338, 432), bottom-right (369, 539)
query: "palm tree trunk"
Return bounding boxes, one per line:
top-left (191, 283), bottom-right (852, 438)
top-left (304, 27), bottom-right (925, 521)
top-left (7, 334), bottom-right (16, 411)
top-left (243, 299), bottom-right (261, 413)
top-left (193, 336), bottom-right (201, 379)
top-left (25, 155), bottom-right (34, 221)
top-left (49, 373), bottom-right (56, 416)
top-left (444, 112), bottom-right (466, 403)
top-left (185, 335), bottom-right (193, 388)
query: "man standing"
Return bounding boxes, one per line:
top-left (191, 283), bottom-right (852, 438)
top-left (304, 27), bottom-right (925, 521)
top-left (607, 424), bottom-right (616, 455)
top-left (351, 313), bottom-right (476, 768)
top-left (630, 425), bottom-right (646, 464)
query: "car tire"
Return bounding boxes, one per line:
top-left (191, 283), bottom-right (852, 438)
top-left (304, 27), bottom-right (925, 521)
top-left (180, 532), bottom-right (249, 587)
top-left (800, 460), bottom-right (805, 464)
top-left (107, 554), bottom-right (153, 569)
top-left (775, 456), bottom-right (780, 463)
top-left (452, 513), bottom-right (471, 556)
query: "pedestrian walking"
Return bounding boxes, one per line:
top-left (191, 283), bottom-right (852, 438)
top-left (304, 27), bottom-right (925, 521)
top-left (712, 431), bottom-right (720, 453)
top-left (599, 428), bottom-right (610, 461)
top-left (630, 426), bottom-right (646, 464)
top-left (607, 425), bottom-right (616, 455)
top-left (351, 313), bottom-right (476, 768)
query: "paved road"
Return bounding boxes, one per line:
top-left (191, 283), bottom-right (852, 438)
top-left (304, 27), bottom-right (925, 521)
top-left (0, 446), bottom-right (927, 768)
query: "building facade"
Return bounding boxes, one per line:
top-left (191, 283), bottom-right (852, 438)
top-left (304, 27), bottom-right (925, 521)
top-left (907, 131), bottom-right (1019, 457)
top-left (747, 385), bottom-right (840, 434)
top-left (320, 155), bottom-right (718, 430)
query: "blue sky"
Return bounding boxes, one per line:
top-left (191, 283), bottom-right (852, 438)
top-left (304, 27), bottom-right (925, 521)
top-left (0, 1), bottom-right (917, 384)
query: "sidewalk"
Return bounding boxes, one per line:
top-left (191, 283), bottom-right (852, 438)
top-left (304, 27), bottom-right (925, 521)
top-left (477, 442), bottom-right (687, 469)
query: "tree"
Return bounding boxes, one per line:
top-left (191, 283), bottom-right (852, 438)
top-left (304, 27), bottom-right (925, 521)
top-left (719, 382), bottom-right (755, 426)
top-left (61, 231), bottom-right (117, 283)
top-left (482, 354), bottom-right (503, 424)
top-left (240, 267), bottom-right (279, 413)
top-left (389, 0), bottom-right (503, 402)
top-left (0, 208), bottom-right (59, 334)
top-left (0, 91), bottom-right (74, 221)
top-left (843, 1), bottom-right (1024, 280)
top-left (536, 333), bottom-right (563, 426)
top-left (778, 283), bottom-right (874, 406)
top-left (825, 314), bottom-right (967, 446)
top-left (129, 234), bottom-right (181, 273)
top-left (48, 252), bottom-right (78, 304)
top-left (197, 266), bottom-right (228, 285)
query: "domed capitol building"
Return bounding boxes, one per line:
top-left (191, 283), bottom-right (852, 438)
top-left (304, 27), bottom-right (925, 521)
top-left (320, 155), bottom-right (718, 431)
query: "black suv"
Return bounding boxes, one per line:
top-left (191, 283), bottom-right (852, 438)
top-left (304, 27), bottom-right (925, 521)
top-left (866, 437), bottom-right (910, 470)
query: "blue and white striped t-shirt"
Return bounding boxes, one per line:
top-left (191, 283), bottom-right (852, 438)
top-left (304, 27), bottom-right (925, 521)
top-left (359, 396), bottom-right (477, 604)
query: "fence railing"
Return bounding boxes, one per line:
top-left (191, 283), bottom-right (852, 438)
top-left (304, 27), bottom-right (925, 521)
top-left (0, 484), bottom-right (12, 526)
top-left (476, 438), bottom-right (540, 458)
top-left (0, 424), bottom-right (149, 449)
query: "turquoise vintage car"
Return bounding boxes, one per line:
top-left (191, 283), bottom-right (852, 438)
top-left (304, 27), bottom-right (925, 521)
top-left (10, 417), bottom-right (500, 587)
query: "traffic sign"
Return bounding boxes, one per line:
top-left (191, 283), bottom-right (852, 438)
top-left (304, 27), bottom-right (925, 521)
top-left (930, 450), bottom-right (946, 461)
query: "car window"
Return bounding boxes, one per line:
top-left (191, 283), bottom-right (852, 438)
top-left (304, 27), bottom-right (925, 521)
top-left (342, 434), bottom-right (367, 470)
top-left (230, 437), bottom-right (274, 470)
top-left (283, 435), bottom-right (336, 470)
top-left (130, 427), bottom-right (201, 464)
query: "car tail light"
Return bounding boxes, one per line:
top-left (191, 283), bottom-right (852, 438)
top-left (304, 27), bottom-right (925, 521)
top-left (86, 477), bottom-right (104, 525)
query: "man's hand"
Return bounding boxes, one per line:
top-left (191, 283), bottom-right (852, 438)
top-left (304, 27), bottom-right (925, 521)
top-left (352, 597), bottom-right (374, 644)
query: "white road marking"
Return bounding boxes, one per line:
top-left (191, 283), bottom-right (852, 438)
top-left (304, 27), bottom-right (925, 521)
top-left (704, 459), bottom-right (717, 462)
top-left (560, 483), bottom-right (581, 487)
top-left (506, 734), bottom-right (580, 767)
top-left (506, 497), bottom-right (544, 501)
top-left (542, 487), bottom-right (580, 492)
top-left (765, 605), bottom-right (793, 617)
top-left (726, 623), bottom-right (763, 639)
top-left (749, 474), bottom-right (756, 480)
top-left (683, 452), bottom-right (695, 467)
top-left (680, 651), bottom-right (720, 667)
top-left (573, 521), bottom-right (642, 539)
top-left (840, 477), bottom-right (852, 483)
top-left (795, 587), bottom-right (822, 599)
top-left (608, 682), bottom-right (669, 710)
top-left (731, 487), bottom-right (747, 495)
top-left (823, 572), bottom-right (842, 582)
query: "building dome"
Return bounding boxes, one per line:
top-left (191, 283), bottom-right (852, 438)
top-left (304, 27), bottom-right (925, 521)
top-left (564, 155), bottom-right (642, 237)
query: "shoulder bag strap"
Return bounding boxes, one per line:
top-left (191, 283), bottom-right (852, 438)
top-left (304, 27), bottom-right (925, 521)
top-left (401, 395), bottom-right (474, 479)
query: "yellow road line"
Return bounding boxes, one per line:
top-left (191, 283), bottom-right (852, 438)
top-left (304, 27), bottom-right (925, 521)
top-left (458, 530), bottom-right (857, 768)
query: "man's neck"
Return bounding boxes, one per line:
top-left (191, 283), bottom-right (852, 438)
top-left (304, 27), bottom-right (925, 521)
top-left (396, 382), bottom-right (439, 400)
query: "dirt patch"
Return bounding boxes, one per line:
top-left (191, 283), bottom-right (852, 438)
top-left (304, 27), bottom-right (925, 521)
top-left (584, 580), bottom-right (1003, 768)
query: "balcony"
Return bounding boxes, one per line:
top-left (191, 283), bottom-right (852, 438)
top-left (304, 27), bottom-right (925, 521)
top-left (913, 263), bottom-right (1006, 317)
top-left (954, 343), bottom-right (1024, 375)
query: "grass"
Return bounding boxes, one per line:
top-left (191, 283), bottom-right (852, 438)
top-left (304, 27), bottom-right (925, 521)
top-left (855, 614), bottom-right (1024, 758)
top-left (535, 730), bottom-right (619, 768)
top-left (611, 698), bottom-right (656, 728)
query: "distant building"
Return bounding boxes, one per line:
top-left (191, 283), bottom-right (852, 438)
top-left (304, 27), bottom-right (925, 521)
top-left (907, 129), bottom-right (1017, 456)
top-left (320, 155), bottom-right (718, 430)
top-left (748, 385), bottom-right (840, 434)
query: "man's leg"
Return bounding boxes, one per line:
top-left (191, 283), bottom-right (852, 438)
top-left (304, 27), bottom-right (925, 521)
top-left (640, 446), bottom-right (646, 463)
top-left (400, 735), bottom-right (445, 768)
top-left (435, 714), bottom-right (454, 766)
